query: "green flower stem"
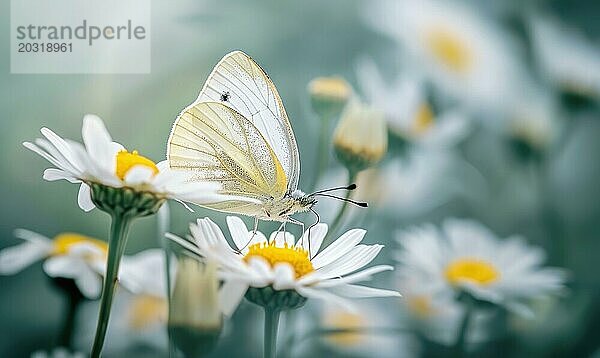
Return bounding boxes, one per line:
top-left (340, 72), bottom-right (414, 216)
top-left (309, 114), bottom-right (331, 191)
top-left (453, 298), bottom-right (474, 358)
top-left (57, 286), bottom-right (83, 349)
top-left (91, 213), bottom-right (133, 358)
top-left (326, 169), bottom-right (357, 240)
top-left (157, 204), bottom-right (175, 358)
top-left (264, 308), bottom-right (281, 358)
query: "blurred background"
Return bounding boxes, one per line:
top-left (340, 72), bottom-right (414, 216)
top-left (1, 0), bottom-right (600, 356)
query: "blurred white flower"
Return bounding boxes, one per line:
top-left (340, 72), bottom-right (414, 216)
top-left (31, 347), bottom-right (86, 358)
top-left (167, 217), bottom-right (400, 314)
top-left (506, 86), bottom-right (562, 151)
top-left (530, 15), bottom-right (600, 100)
top-left (356, 57), bottom-right (471, 147)
top-left (76, 249), bottom-right (169, 354)
top-left (397, 275), bottom-right (493, 346)
top-left (23, 114), bottom-right (226, 212)
top-left (0, 230), bottom-right (106, 299)
top-left (316, 301), bottom-right (415, 357)
top-left (395, 219), bottom-right (567, 317)
top-left (364, 0), bottom-right (526, 112)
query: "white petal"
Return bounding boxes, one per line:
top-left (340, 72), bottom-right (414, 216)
top-left (13, 229), bottom-right (53, 245)
top-left (297, 223), bottom-right (328, 258)
top-left (270, 231), bottom-right (295, 247)
top-left (311, 265), bottom-right (394, 287)
top-left (40, 127), bottom-right (85, 173)
top-left (23, 141), bottom-right (70, 172)
top-left (75, 266), bottom-right (103, 299)
top-left (82, 115), bottom-right (114, 172)
top-left (77, 184), bottom-right (96, 212)
top-left (43, 168), bottom-right (79, 183)
top-left (226, 216), bottom-right (250, 251)
top-left (0, 242), bottom-right (50, 275)
top-left (219, 280), bottom-right (249, 317)
top-left (43, 256), bottom-right (81, 277)
top-left (248, 257), bottom-right (274, 282)
top-left (123, 165), bottom-right (155, 185)
top-left (295, 286), bottom-right (357, 312)
top-left (329, 284), bottom-right (402, 298)
top-left (272, 263), bottom-right (296, 290)
top-left (315, 244), bottom-right (384, 279)
top-left (311, 229), bottom-right (366, 269)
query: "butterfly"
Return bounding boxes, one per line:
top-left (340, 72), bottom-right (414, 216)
top-left (167, 51), bottom-right (365, 231)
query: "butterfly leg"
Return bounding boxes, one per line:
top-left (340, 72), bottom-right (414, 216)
top-left (271, 222), bottom-right (286, 244)
top-left (235, 218), bottom-right (260, 255)
top-left (308, 208), bottom-right (321, 259)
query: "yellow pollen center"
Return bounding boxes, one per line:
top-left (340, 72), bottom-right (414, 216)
top-left (244, 242), bottom-right (314, 278)
top-left (323, 311), bottom-right (366, 346)
top-left (413, 103), bottom-right (435, 134)
top-left (426, 28), bottom-right (472, 73)
top-left (52, 233), bottom-right (108, 256)
top-left (445, 258), bottom-right (499, 286)
top-left (128, 295), bottom-right (167, 330)
top-left (115, 150), bottom-right (159, 180)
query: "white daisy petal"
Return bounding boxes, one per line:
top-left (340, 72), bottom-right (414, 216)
top-left (316, 244), bottom-right (384, 279)
top-left (43, 168), bottom-right (79, 183)
top-left (123, 165), bottom-right (154, 185)
top-left (297, 223), bottom-right (328, 256)
top-left (329, 284), bottom-right (402, 298)
top-left (77, 184), bottom-right (96, 212)
top-left (311, 265), bottom-right (394, 287)
top-left (0, 242), bottom-right (51, 274)
top-left (226, 216), bottom-right (250, 251)
top-left (311, 229), bottom-right (366, 269)
top-left (82, 114), bottom-right (114, 173)
top-left (272, 263), bottom-right (296, 290)
top-left (75, 266), bottom-right (103, 299)
top-left (219, 280), bottom-right (249, 316)
top-left (295, 286), bottom-right (357, 313)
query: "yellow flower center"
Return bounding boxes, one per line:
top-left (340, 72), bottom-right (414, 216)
top-left (322, 311), bottom-right (366, 346)
top-left (115, 150), bottom-right (159, 180)
top-left (128, 295), bottom-right (168, 330)
top-left (445, 258), bottom-right (499, 286)
top-left (407, 295), bottom-right (434, 317)
top-left (413, 103), bottom-right (435, 134)
top-left (244, 242), bottom-right (314, 278)
top-left (52, 233), bottom-right (108, 256)
top-left (426, 28), bottom-right (472, 73)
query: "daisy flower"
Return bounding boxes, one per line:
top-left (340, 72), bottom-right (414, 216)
top-left (23, 114), bottom-right (227, 214)
top-left (530, 14), bottom-right (600, 101)
top-left (168, 217), bottom-right (399, 357)
top-left (168, 216), bottom-right (400, 312)
top-left (397, 275), bottom-right (493, 347)
top-left (395, 219), bottom-right (567, 317)
top-left (76, 250), bottom-right (170, 355)
top-left (364, 0), bottom-right (526, 112)
top-left (355, 57), bottom-right (470, 148)
top-left (0, 229), bottom-right (107, 299)
top-left (302, 301), bottom-right (416, 358)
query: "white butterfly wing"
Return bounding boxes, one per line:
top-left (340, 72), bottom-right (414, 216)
top-left (167, 101), bottom-right (288, 215)
top-left (196, 51), bottom-right (301, 193)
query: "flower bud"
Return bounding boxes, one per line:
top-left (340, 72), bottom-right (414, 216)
top-left (308, 76), bottom-right (352, 118)
top-left (333, 99), bottom-right (388, 173)
top-left (169, 258), bottom-right (222, 357)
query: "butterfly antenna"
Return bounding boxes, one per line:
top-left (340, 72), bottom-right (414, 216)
top-left (310, 183), bottom-right (357, 195)
top-left (315, 193), bottom-right (368, 207)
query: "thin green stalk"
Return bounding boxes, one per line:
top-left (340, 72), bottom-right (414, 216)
top-left (264, 308), bottom-right (281, 358)
top-left (453, 298), bottom-right (474, 358)
top-left (57, 289), bottom-right (83, 349)
top-left (157, 204), bottom-right (175, 358)
top-left (309, 114), bottom-right (331, 191)
top-left (327, 169), bottom-right (357, 239)
top-left (91, 213), bottom-right (133, 358)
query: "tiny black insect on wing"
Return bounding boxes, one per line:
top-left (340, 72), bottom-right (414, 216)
top-left (220, 91), bottom-right (231, 102)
